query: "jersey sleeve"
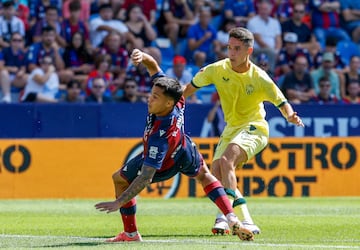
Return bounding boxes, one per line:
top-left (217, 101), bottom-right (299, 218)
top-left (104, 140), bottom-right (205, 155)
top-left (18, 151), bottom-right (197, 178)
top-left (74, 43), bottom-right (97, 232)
top-left (261, 72), bottom-right (287, 107)
top-left (143, 135), bottom-right (168, 170)
top-left (191, 64), bottom-right (215, 88)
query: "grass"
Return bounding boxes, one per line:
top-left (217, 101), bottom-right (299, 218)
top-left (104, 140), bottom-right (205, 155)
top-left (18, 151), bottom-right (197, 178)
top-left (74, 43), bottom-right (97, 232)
top-left (0, 197), bottom-right (359, 249)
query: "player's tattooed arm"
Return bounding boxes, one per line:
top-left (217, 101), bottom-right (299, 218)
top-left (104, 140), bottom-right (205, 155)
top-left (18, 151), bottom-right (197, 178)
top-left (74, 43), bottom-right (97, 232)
top-left (116, 165), bottom-right (156, 205)
top-left (95, 165), bottom-right (156, 213)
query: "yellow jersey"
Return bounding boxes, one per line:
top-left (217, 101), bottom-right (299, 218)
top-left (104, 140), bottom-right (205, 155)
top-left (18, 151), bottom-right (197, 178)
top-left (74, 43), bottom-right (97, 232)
top-left (191, 59), bottom-right (287, 136)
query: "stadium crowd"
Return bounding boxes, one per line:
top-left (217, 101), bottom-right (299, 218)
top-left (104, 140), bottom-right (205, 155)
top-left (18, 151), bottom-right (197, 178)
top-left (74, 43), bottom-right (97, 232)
top-left (0, 0), bottom-right (359, 104)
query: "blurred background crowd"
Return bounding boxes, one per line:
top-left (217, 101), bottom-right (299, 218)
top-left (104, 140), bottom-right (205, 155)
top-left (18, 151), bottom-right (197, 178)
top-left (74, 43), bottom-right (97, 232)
top-left (0, 0), bottom-right (359, 105)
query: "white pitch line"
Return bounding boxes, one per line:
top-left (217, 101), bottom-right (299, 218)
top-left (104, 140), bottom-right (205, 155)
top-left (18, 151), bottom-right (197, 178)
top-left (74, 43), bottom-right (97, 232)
top-left (0, 234), bottom-right (359, 249)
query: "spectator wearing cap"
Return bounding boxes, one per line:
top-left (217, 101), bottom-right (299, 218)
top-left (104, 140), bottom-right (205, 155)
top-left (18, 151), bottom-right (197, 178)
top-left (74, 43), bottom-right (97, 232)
top-left (165, 55), bottom-right (200, 103)
top-left (281, 55), bottom-right (315, 104)
top-left (274, 32), bottom-right (312, 78)
top-left (311, 51), bottom-right (341, 99)
top-left (313, 37), bottom-right (346, 72)
top-left (89, 3), bottom-right (130, 48)
top-left (0, 0), bottom-right (25, 48)
top-left (187, 7), bottom-right (217, 67)
top-left (309, 0), bottom-right (351, 49)
top-left (281, 1), bottom-right (320, 56)
top-left (247, 0), bottom-right (282, 72)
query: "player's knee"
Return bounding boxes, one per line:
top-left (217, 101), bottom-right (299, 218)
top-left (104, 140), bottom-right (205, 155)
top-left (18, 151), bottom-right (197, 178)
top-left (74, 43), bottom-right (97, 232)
top-left (219, 156), bottom-right (234, 172)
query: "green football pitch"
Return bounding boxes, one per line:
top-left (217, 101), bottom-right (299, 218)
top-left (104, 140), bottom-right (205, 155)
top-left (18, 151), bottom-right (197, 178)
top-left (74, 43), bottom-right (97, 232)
top-left (0, 197), bottom-right (359, 249)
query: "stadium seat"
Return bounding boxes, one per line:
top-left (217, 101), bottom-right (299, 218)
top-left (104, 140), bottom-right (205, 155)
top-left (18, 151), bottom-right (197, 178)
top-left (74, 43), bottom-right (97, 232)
top-left (336, 40), bottom-right (360, 66)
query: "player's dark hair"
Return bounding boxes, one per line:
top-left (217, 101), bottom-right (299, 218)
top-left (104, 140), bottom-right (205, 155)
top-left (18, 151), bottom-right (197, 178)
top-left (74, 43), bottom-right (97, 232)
top-left (153, 77), bottom-right (183, 104)
top-left (229, 27), bottom-right (254, 48)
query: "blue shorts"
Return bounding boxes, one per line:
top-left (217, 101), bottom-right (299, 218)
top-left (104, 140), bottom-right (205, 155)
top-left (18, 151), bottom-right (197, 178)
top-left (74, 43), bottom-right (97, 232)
top-left (120, 136), bottom-right (203, 183)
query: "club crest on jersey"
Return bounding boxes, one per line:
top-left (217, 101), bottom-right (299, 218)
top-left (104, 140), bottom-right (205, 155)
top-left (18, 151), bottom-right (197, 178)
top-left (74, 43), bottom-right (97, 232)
top-left (246, 84), bottom-right (254, 95)
top-left (222, 76), bottom-right (229, 81)
top-left (149, 146), bottom-right (159, 159)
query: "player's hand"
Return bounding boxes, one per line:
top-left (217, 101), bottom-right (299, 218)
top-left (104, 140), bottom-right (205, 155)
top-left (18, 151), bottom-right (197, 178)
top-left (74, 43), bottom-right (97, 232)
top-left (95, 200), bottom-right (122, 213)
top-left (131, 49), bottom-right (143, 66)
top-left (287, 112), bottom-right (304, 127)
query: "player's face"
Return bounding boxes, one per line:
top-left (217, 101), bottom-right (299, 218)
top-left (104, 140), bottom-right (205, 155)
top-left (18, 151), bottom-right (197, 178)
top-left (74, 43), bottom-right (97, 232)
top-left (148, 86), bottom-right (174, 116)
top-left (227, 37), bottom-right (252, 70)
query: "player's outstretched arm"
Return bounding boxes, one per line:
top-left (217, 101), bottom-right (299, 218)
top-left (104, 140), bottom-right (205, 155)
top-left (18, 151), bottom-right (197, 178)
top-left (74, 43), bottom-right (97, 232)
top-left (131, 48), bottom-right (161, 77)
top-left (279, 102), bottom-right (304, 127)
top-left (182, 83), bottom-right (197, 98)
top-left (95, 165), bottom-right (156, 213)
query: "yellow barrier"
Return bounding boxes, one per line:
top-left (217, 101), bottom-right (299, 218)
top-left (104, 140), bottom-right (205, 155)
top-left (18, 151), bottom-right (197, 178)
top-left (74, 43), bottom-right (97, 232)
top-left (0, 138), bottom-right (359, 198)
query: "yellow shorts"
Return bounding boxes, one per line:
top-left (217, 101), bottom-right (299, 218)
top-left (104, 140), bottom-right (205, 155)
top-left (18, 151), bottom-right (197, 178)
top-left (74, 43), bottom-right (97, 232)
top-left (213, 124), bottom-right (268, 164)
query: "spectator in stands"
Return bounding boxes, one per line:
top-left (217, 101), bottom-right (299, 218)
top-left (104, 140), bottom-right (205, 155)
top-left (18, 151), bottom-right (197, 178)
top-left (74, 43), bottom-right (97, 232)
top-left (89, 3), bottom-right (130, 48)
top-left (27, 25), bottom-right (72, 86)
top-left (342, 80), bottom-right (360, 104)
top-left (214, 18), bottom-right (236, 60)
top-left (60, 79), bottom-right (84, 103)
top-left (310, 76), bottom-right (340, 104)
top-left (124, 4), bottom-right (161, 63)
top-left (62, 0), bottom-right (90, 24)
top-left (281, 1), bottom-right (320, 56)
top-left (32, 5), bottom-right (66, 48)
top-left (187, 7), bottom-right (217, 67)
top-left (60, 0), bottom-right (91, 50)
top-left (85, 53), bottom-right (114, 97)
top-left (256, 52), bottom-right (273, 79)
top-left (0, 0), bottom-right (25, 48)
top-left (165, 55), bottom-right (199, 103)
top-left (99, 32), bottom-right (128, 89)
top-left (0, 32), bottom-right (27, 103)
top-left (12, 0), bottom-right (30, 35)
top-left (313, 36), bottom-right (346, 71)
top-left (62, 31), bottom-right (94, 85)
top-left (281, 55), bottom-right (315, 104)
top-left (339, 56), bottom-right (360, 99)
top-left (275, 32), bottom-right (312, 78)
top-left (29, 0), bottom-right (62, 29)
top-left (203, 0), bottom-right (224, 17)
top-left (309, 0), bottom-right (351, 49)
top-left (126, 60), bottom-right (152, 99)
top-left (340, 1), bottom-right (360, 44)
top-left (223, 0), bottom-right (255, 27)
top-left (85, 76), bottom-right (113, 103)
top-left (206, 97), bottom-right (225, 137)
top-left (156, 0), bottom-right (196, 48)
top-left (117, 0), bottom-right (157, 25)
top-left (247, 0), bottom-right (282, 72)
top-left (118, 77), bottom-right (145, 103)
top-left (21, 55), bottom-right (59, 103)
top-left (311, 52), bottom-right (341, 99)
